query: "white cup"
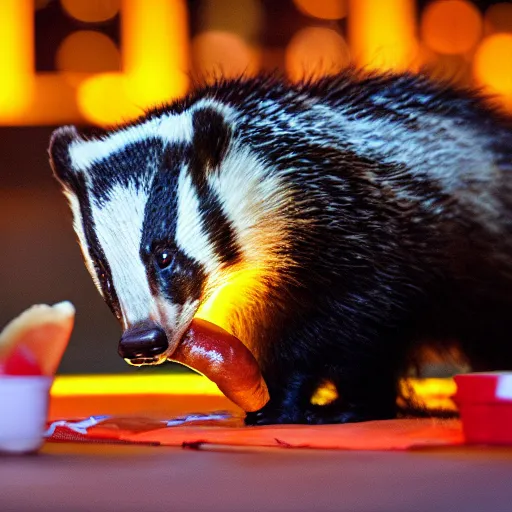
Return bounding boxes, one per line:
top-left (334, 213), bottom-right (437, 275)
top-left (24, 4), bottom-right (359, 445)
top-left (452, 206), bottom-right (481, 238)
top-left (0, 376), bottom-right (53, 454)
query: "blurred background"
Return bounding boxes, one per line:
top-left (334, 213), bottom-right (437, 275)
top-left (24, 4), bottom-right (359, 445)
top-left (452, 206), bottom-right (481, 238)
top-left (0, 0), bottom-right (511, 374)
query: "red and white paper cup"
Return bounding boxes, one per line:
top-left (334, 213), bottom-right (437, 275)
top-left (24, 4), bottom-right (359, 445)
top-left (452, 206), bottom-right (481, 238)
top-left (455, 372), bottom-right (512, 445)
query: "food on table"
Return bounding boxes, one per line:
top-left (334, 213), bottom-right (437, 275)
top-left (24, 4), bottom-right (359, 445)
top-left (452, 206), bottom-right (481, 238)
top-left (0, 302), bottom-right (75, 376)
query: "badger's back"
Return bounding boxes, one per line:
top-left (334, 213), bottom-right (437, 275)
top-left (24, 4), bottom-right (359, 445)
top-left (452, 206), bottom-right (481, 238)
top-left (205, 71), bottom-right (512, 373)
top-left (182, 72), bottom-right (512, 351)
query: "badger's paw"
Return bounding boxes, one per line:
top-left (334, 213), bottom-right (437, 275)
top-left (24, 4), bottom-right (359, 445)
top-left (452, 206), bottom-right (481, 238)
top-left (245, 402), bottom-right (396, 425)
top-left (244, 403), bottom-right (303, 425)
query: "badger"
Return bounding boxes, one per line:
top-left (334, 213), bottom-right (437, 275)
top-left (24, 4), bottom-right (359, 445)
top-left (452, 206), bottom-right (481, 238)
top-left (49, 70), bottom-right (512, 424)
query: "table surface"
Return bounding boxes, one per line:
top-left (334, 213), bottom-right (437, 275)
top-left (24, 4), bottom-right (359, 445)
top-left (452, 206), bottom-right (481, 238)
top-left (2, 375), bottom-right (511, 512)
top-left (1, 443), bottom-right (512, 512)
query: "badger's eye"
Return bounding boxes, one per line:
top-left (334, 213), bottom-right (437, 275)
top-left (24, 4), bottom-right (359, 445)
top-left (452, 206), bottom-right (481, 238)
top-left (155, 250), bottom-right (173, 270)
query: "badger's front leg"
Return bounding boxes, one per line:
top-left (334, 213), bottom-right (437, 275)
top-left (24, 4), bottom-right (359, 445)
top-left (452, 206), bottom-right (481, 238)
top-left (304, 365), bottom-right (399, 425)
top-left (246, 364), bottom-right (399, 425)
top-left (245, 365), bottom-right (399, 425)
top-left (244, 370), bottom-right (321, 425)
top-left (245, 317), bottom-right (403, 425)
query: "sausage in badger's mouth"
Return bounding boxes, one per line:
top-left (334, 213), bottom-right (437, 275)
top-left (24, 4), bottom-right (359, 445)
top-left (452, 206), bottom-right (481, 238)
top-left (168, 318), bottom-right (270, 413)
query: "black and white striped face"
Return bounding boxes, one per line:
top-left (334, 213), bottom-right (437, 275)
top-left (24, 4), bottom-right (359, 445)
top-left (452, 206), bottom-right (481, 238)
top-left (49, 104), bottom-right (247, 364)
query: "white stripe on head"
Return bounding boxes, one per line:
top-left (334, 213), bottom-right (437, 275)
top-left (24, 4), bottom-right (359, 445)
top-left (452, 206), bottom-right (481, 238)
top-left (175, 166), bottom-right (219, 274)
top-left (208, 146), bottom-right (292, 267)
top-left (91, 182), bottom-right (155, 327)
top-left (68, 112), bottom-right (194, 171)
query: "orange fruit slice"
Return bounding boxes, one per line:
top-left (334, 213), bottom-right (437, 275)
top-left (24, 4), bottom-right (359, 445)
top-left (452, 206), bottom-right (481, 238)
top-left (0, 302), bottom-right (75, 376)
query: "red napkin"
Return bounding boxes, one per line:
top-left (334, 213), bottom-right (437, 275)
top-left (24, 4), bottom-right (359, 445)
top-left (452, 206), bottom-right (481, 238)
top-left (46, 414), bottom-right (464, 450)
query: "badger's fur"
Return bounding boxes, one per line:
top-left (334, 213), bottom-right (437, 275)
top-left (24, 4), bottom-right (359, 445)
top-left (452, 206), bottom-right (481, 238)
top-left (49, 70), bottom-right (512, 424)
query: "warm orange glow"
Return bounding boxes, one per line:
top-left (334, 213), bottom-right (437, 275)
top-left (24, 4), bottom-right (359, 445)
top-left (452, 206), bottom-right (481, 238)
top-left (401, 378), bottom-right (458, 412)
top-left (77, 73), bottom-right (142, 126)
top-left (419, 49), bottom-right (469, 85)
top-left (311, 378), bottom-right (457, 410)
top-left (0, 0), bottom-right (506, 127)
top-left (77, 0), bottom-right (190, 125)
top-left (484, 2), bottom-right (512, 36)
top-left (192, 31), bottom-right (260, 80)
top-left (421, 0), bottom-right (482, 55)
top-left (0, 2), bottom-right (82, 125)
top-left (60, 0), bottom-right (121, 23)
top-left (198, 0), bottom-right (263, 42)
top-left (311, 380), bottom-right (338, 406)
top-left (0, 75), bottom-right (82, 125)
top-left (50, 374), bottom-right (457, 413)
top-left (348, 0), bottom-right (418, 72)
top-left (51, 374), bottom-right (221, 397)
top-left (286, 27), bottom-right (350, 82)
top-left (0, 0), bottom-right (189, 126)
top-left (35, 0), bottom-right (50, 10)
top-left (0, 0), bottom-right (34, 119)
top-left (56, 31), bottom-right (120, 87)
top-left (123, 0), bottom-right (189, 109)
top-left (293, 0), bottom-right (347, 20)
top-left (195, 268), bottom-right (267, 337)
top-left (473, 34), bottom-right (512, 111)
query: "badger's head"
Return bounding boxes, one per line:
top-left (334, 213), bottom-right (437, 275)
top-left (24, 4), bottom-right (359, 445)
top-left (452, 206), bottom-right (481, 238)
top-left (48, 104), bottom-right (255, 366)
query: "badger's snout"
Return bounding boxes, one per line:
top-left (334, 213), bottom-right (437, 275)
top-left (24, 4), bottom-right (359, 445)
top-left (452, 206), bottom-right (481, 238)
top-left (118, 321), bottom-right (169, 365)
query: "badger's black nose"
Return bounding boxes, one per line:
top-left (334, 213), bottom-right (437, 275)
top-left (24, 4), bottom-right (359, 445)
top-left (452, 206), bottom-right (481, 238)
top-left (118, 323), bottom-right (169, 362)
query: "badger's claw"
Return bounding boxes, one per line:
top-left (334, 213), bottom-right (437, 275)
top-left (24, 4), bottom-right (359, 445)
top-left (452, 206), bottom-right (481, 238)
top-left (245, 403), bottom-right (302, 425)
top-left (246, 401), bottom-right (396, 425)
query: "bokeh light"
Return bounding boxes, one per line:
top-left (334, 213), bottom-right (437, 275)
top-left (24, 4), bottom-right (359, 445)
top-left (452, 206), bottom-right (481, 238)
top-left (484, 3), bottom-right (512, 36)
top-left (123, 0), bottom-right (189, 110)
top-left (192, 31), bottom-right (260, 80)
top-left (77, 0), bottom-right (190, 125)
top-left (35, 0), bottom-right (50, 10)
top-left (198, 0), bottom-right (262, 43)
top-left (293, 0), bottom-right (347, 20)
top-left (0, 0), bottom-right (33, 119)
top-left (421, 0), bottom-right (482, 55)
top-left (2, 0), bottom-right (512, 125)
top-left (194, 0), bottom-right (262, 79)
top-left (419, 46), bottom-right (471, 84)
top-left (77, 73), bottom-right (141, 126)
top-left (473, 34), bottom-right (512, 101)
top-left (56, 31), bottom-right (120, 86)
top-left (349, 0), bottom-right (417, 72)
top-left (60, 0), bottom-right (120, 23)
top-left (286, 27), bottom-right (350, 82)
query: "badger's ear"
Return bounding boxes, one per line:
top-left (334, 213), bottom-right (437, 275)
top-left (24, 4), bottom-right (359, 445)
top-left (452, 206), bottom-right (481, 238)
top-left (191, 106), bottom-right (232, 174)
top-left (48, 126), bottom-right (81, 189)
